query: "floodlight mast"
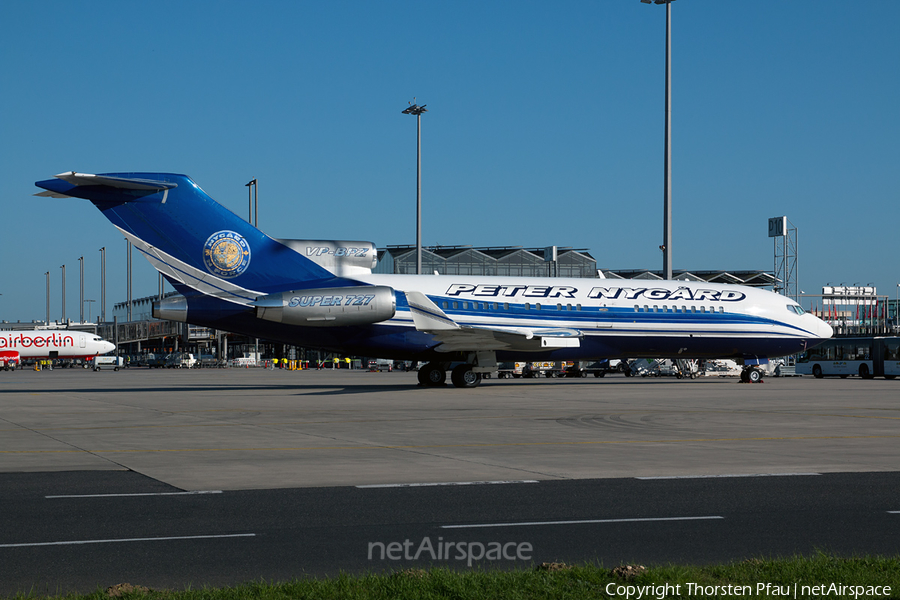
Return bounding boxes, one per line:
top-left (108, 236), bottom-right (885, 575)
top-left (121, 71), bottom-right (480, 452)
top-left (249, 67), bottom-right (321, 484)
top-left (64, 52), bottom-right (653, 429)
top-left (642, 0), bottom-right (674, 280)
top-left (402, 101), bottom-right (427, 275)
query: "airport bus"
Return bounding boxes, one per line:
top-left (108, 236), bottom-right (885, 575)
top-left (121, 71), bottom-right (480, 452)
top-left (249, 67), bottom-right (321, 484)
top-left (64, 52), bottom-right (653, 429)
top-left (796, 336), bottom-right (900, 379)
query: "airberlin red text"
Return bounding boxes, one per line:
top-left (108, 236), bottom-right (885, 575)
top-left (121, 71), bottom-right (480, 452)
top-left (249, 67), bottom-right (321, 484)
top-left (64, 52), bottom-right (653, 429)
top-left (0, 333), bottom-right (75, 349)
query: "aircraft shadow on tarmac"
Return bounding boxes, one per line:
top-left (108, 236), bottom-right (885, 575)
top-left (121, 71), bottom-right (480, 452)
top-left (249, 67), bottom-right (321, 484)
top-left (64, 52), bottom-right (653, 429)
top-left (0, 376), bottom-right (724, 397)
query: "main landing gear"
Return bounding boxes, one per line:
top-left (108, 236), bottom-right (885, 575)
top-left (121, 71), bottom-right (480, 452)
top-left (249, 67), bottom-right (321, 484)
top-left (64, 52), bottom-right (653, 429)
top-left (417, 362), bottom-right (484, 388)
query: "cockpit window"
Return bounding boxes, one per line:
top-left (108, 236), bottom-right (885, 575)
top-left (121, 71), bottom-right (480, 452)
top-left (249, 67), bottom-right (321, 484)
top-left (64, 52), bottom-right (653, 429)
top-left (787, 304), bottom-right (805, 316)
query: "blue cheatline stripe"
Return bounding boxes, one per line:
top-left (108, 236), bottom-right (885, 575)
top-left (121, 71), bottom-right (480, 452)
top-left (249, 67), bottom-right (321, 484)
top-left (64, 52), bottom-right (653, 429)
top-left (393, 297), bottom-right (816, 338)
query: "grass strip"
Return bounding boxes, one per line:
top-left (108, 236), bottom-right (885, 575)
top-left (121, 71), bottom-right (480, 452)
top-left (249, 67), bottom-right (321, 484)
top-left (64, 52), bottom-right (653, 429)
top-left (9, 553), bottom-right (900, 600)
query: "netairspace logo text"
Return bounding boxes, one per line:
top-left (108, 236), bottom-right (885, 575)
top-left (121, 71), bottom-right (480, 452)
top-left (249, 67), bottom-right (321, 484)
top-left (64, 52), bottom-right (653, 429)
top-left (606, 582), bottom-right (892, 599)
top-left (368, 537), bottom-right (532, 567)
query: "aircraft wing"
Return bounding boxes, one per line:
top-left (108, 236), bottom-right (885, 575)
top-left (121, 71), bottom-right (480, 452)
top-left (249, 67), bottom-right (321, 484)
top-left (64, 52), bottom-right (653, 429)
top-left (404, 291), bottom-right (582, 353)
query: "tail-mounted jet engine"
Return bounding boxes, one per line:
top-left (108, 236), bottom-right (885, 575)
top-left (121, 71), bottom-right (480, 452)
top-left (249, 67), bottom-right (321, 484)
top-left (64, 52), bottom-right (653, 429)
top-left (254, 286), bottom-right (396, 327)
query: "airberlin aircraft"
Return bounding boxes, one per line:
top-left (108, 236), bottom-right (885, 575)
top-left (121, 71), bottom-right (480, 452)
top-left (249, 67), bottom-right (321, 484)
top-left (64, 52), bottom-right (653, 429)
top-left (0, 330), bottom-right (116, 369)
top-left (35, 171), bottom-right (832, 387)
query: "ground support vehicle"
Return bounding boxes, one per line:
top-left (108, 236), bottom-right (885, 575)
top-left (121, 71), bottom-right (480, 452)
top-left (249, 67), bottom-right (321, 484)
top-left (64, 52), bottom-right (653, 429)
top-left (145, 354), bottom-right (167, 368)
top-left (93, 356), bottom-right (124, 371)
top-left (626, 359), bottom-right (660, 377)
top-left (367, 358), bottom-right (393, 372)
top-left (165, 353), bottom-right (197, 368)
top-left (565, 360), bottom-right (621, 378)
top-left (0, 352), bottom-right (19, 371)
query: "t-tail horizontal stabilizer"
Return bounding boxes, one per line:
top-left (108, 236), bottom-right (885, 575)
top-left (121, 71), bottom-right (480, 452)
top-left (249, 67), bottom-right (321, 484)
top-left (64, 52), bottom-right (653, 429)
top-left (404, 291), bottom-right (582, 352)
top-left (34, 172), bottom-right (177, 202)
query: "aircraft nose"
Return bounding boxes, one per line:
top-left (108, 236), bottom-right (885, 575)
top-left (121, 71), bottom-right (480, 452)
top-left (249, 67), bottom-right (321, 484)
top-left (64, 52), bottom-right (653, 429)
top-left (816, 316), bottom-right (834, 339)
top-left (104, 341), bottom-right (117, 353)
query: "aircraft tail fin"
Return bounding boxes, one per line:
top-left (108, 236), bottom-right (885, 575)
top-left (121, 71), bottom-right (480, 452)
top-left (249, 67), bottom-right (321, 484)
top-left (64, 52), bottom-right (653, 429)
top-left (34, 172), bottom-right (338, 304)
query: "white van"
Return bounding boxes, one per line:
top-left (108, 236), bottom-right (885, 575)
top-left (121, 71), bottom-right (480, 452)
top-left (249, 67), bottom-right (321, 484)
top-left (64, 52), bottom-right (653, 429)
top-left (93, 356), bottom-right (124, 371)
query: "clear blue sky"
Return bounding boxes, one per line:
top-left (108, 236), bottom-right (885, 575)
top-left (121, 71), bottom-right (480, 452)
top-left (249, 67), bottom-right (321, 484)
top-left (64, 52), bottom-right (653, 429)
top-left (2, 1), bottom-right (898, 323)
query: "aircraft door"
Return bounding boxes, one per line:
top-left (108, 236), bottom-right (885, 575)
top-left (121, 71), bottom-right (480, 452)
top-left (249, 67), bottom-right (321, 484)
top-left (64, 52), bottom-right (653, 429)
top-left (79, 335), bottom-right (86, 348)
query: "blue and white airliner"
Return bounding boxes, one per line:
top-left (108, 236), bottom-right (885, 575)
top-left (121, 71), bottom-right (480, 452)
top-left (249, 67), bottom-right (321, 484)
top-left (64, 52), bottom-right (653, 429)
top-left (35, 172), bottom-right (832, 387)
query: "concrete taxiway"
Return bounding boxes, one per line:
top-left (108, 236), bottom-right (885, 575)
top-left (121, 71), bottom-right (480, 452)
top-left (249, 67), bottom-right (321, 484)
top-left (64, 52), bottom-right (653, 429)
top-left (1, 368), bottom-right (898, 490)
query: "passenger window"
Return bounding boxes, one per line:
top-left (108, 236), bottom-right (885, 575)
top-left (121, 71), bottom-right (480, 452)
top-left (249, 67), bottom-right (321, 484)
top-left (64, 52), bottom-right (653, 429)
top-left (493, 303), bottom-right (499, 310)
top-left (504, 303), bottom-right (509, 310)
top-left (536, 303), bottom-right (542, 310)
top-left (525, 303), bottom-right (531, 310)
top-left (576, 304), bottom-right (582, 311)
top-left (452, 302), bottom-right (458, 310)
top-left (442, 301), bottom-right (449, 309)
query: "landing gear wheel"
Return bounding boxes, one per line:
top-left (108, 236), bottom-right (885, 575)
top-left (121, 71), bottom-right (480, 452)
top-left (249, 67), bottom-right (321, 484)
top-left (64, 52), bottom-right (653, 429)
top-left (417, 363), bottom-right (446, 386)
top-left (450, 364), bottom-right (481, 388)
top-left (741, 368), bottom-right (763, 383)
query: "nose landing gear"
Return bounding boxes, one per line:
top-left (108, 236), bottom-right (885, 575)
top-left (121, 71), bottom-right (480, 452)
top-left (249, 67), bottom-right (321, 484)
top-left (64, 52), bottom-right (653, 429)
top-left (740, 366), bottom-right (764, 383)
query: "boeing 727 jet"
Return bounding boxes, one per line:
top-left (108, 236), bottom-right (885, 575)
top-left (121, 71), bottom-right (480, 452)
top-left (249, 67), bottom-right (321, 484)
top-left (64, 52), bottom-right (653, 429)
top-left (35, 172), bottom-right (832, 387)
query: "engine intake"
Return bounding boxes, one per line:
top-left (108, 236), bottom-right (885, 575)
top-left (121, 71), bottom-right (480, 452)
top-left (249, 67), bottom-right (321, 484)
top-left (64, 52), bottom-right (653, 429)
top-left (255, 286), bottom-right (395, 327)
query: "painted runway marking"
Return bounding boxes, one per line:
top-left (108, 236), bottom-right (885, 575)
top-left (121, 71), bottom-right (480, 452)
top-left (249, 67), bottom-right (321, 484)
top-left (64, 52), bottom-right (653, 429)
top-left (636, 473), bottom-right (821, 480)
top-left (0, 533), bottom-right (255, 549)
top-left (357, 480), bottom-right (539, 488)
top-left (45, 491), bottom-right (223, 499)
top-left (442, 516), bottom-right (724, 529)
top-left (3, 435), bottom-right (899, 455)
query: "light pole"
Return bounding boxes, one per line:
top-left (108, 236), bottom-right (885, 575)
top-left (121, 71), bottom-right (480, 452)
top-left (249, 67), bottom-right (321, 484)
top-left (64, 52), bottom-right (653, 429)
top-left (245, 179), bottom-right (258, 226)
top-left (126, 240), bottom-right (132, 322)
top-left (84, 299), bottom-right (95, 323)
top-left (100, 247), bottom-right (106, 323)
top-left (402, 100), bottom-right (427, 275)
top-left (60, 264), bottom-right (66, 322)
top-left (45, 272), bottom-right (50, 324)
top-left (641, 0), bottom-right (674, 280)
top-left (79, 256), bottom-right (84, 322)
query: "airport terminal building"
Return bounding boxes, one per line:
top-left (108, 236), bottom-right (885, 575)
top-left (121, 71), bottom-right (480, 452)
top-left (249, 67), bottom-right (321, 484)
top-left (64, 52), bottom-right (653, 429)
top-left (373, 245), bottom-right (598, 278)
